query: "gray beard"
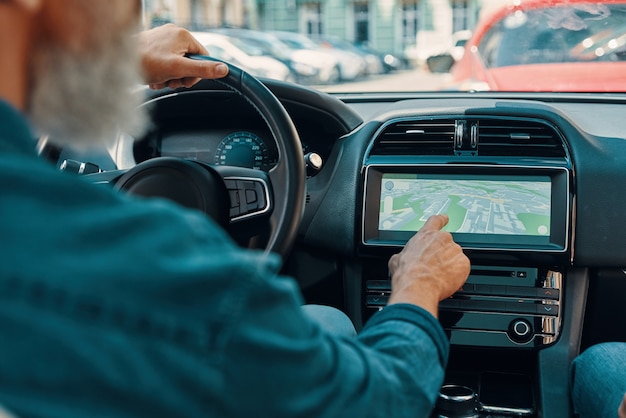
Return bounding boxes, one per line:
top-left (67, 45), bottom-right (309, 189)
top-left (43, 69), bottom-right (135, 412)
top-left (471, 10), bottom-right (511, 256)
top-left (28, 26), bottom-right (148, 151)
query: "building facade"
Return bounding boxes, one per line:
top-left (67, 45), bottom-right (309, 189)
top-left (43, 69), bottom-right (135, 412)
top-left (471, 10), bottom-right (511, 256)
top-left (143, 0), bottom-right (252, 29)
top-left (143, 0), bottom-right (497, 65)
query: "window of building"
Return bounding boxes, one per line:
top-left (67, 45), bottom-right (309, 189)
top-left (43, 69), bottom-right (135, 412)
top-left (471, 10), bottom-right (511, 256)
top-left (301, 3), bottom-right (323, 36)
top-left (354, 3), bottom-right (369, 44)
top-left (190, 0), bottom-right (205, 30)
top-left (451, 0), bottom-right (470, 32)
top-left (401, 1), bottom-right (419, 49)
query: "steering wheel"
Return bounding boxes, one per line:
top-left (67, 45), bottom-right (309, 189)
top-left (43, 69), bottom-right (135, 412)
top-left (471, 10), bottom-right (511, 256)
top-left (113, 56), bottom-right (306, 258)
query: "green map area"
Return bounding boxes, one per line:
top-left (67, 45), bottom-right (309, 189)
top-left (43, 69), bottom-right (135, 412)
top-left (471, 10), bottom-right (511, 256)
top-left (379, 178), bottom-right (551, 236)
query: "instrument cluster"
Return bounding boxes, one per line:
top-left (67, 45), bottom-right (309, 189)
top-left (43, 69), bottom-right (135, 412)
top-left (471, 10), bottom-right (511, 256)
top-left (158, 129), bottom-right (279, 172)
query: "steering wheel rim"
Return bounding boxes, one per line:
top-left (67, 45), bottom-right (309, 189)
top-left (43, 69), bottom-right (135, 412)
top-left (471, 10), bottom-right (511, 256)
top-left (118, 56), bottom-right (306, 258)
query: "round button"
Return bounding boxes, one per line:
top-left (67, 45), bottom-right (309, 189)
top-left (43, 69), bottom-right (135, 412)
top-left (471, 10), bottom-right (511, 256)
top-left (514, 321), bottom-right (530, 336)
top-left (508, 319), bottom-right (533, 344)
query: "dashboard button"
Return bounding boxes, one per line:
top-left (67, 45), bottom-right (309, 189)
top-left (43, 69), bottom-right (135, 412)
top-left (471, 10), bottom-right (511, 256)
top-left (366, 295), bottom-right (389, 306)
top-left (366, 280), bottom-right (391, 291)
top-left (540, 288), bottom-right (560, 300)
top-left (508, 319), bottom-right (533, 344)
top-left (536, 304), bottom-right (558, 316)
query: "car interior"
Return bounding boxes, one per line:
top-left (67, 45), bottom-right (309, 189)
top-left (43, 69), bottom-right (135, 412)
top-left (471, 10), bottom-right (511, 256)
top-left (48, 56), bottom-right (626, 417)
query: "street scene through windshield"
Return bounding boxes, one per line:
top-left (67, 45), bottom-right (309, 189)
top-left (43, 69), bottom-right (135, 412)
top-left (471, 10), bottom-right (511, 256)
top-left (142, 0), bottom-right (626, 92)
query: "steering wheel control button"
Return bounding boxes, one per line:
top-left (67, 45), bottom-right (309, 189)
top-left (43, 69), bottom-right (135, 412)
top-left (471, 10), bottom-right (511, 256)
top-left (224, 177), bottom-right (270, 220)
top-left (245, 189), bottom-right (258, 205)
top-left (229, 190), bottom-right (240, 208)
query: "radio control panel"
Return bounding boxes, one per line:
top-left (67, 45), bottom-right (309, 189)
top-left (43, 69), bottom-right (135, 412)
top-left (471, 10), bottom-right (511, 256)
top-left (365, 265), bottom-right (562, 348)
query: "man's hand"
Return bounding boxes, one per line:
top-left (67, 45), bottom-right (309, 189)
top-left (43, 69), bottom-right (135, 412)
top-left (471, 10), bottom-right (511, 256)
top-left (619, 392), bottom-right (626, 418)
top-left (138, 24), bottom-right (229, 90)
top-left (387, 214), bottom-right (470, 318)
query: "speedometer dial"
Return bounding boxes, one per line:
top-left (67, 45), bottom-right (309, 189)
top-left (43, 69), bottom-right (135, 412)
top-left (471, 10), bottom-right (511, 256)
top-left (214, 131), bottom-right (274, 171)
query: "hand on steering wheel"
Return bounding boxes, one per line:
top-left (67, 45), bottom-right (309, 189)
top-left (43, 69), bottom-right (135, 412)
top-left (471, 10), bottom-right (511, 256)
top-left (114, 56), bottom-right (306, 259)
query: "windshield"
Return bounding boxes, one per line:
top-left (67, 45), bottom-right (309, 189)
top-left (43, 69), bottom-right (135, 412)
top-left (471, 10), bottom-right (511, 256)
top-left (141, 0), bottom-right (626, 93)
top-left (478, 4), bottom-right (626, 67)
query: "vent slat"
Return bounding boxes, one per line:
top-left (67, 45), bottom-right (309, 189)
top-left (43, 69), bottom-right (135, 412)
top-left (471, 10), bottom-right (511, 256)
top-left (478, 119), bottom-right (565, 157)
top-left (371, 119), bottom-right (456, 156)
top-left (369, 118), bottom-right (566, 158)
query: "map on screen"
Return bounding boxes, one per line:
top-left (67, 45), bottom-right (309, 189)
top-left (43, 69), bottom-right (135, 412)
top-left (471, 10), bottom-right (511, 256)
top-left (378, 175), bottom-right (551, 236)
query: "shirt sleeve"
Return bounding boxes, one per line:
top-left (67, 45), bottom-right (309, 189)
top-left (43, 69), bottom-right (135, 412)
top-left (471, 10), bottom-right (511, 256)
top-left (220, 260), bottom-right (449, 418)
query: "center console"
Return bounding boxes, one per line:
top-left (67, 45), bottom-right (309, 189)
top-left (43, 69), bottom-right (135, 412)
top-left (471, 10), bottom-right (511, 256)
top-left (357, 115), bottom-right (574, 416)
top-left (361, 164), bottom-right (570, 350)
top-left (366, 265), bottom-right (562, 348)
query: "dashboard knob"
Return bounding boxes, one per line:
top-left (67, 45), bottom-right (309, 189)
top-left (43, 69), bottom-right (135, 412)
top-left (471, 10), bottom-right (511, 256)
top-left (508, 319), bottom-right (533, 344)
top-left (304, 152), bottom-right (323, 173)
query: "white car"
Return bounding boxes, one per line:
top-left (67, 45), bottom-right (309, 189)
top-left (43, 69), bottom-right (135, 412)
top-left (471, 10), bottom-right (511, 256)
top-left (191, 32), bottom-right (293, 82)
top-left (315, 35), bottom-right (368, 80)
top-left (271, 31), bottom-right (342, 84)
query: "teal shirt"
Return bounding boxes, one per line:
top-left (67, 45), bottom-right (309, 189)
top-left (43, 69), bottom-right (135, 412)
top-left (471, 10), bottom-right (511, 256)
top-left (0, 99), bottom-right (449, 417)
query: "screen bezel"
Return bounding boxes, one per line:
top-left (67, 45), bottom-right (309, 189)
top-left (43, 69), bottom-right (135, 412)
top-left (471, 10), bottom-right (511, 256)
top-left (362, 164), bottom-right (570, 252)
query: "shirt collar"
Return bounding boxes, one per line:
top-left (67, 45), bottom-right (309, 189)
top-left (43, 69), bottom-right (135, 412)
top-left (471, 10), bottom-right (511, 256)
top-left (0, 99), bottom-right (38, 157)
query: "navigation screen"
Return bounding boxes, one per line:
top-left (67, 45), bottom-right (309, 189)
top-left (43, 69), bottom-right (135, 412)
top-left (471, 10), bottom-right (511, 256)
top-left (378, 174), bottom-right (551, 236)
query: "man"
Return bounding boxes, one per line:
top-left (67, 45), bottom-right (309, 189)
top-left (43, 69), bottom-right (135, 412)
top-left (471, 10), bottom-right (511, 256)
top-left (571, 343), bottom-right (626, 418)
top-left (0, 0), bottom-right (470, 417)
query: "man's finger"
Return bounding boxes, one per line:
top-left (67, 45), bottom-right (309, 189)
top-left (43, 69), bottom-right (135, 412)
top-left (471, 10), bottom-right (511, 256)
top-left (420, 214), bottom-right (449, 232)
top-left (178, 58), bottom-right (229, 79)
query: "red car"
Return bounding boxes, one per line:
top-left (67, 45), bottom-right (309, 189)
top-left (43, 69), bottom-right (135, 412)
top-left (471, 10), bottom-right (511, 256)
top-left (449, 0), bottom-right (626, 91)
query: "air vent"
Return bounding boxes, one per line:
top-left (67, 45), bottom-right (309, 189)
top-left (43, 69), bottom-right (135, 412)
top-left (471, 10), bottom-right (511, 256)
top-left (370, 120), bottom-right (456, 155)
top-left (478, 119), bottom-right (566, 157)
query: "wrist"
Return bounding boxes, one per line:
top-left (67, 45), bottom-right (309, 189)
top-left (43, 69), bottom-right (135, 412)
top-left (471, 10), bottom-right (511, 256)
top-left (388, 283), bottom-right (441, 319)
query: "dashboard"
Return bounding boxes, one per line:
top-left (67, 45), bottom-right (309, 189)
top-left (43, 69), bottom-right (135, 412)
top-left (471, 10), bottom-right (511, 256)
top-left (82, 78), bottom-right (626, 418)
top-left (124, 86), bottom-right (350, 177)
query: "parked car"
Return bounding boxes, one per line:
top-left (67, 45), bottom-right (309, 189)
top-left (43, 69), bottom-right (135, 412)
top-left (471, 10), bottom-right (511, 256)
top-left (191, 32), bottom-right (293, 82)
top-left (354, 42), bottom-right (404, 73)
top-left (315, 35), bottom-right (376, 75)
top-left (270, 31), bottom-right (348, 82)
top-left (214, 28), bottom-right (322, 84)
top-left (447, 0), bottom-right (626, 91)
